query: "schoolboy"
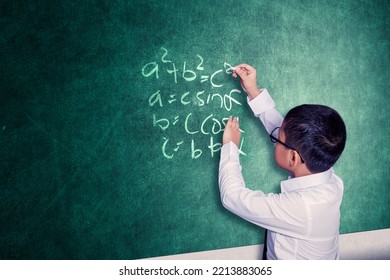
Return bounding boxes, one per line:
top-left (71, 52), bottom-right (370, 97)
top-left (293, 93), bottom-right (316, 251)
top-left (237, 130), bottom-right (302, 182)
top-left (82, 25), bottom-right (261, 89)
top-left (219, 64), bottom-right (347, 259)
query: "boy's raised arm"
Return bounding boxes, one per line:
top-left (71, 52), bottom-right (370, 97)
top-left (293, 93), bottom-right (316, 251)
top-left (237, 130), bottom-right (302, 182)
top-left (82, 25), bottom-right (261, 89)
top-left (233, 64), bottom-right (283, 133)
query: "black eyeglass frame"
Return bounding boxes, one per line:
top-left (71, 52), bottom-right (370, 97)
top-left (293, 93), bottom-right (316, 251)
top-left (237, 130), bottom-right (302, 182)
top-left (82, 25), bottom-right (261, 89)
top-left (269, 127), bottom-right (305, 163)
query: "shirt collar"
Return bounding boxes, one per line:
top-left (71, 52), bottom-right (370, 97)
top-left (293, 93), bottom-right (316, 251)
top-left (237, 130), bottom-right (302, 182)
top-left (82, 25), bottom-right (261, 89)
top-left (280, 168), bottom-right (333, 193)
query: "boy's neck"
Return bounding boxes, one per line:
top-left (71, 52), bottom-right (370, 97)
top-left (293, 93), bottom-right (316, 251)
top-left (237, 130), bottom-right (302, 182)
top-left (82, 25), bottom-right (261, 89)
top-left (290, 166), bottom-right (313, 178)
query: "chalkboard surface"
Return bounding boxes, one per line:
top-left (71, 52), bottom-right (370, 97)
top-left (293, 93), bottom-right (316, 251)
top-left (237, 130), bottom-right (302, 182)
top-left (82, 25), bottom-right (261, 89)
top-left (1, 0), bottom-right (389, 259)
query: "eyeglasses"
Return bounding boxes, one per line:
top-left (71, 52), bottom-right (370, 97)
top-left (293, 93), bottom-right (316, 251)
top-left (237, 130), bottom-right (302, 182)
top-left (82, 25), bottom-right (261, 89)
top-left (269, 127), bottom-right (305, 163)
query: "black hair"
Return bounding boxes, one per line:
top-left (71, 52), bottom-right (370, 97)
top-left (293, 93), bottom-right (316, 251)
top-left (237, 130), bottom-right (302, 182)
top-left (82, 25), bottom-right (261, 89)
top-left (283, 104), bottom-right (347, 173)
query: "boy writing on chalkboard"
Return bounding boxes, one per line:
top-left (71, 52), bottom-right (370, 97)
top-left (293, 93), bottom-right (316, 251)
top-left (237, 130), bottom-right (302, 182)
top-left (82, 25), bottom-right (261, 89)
top-left (219, 64), bottom-right (346, 259)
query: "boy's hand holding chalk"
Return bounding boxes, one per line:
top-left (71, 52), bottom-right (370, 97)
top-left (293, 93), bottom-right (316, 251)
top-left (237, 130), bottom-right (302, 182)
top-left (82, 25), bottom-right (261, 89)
top-left (232, 64), bottom-right (262, 100)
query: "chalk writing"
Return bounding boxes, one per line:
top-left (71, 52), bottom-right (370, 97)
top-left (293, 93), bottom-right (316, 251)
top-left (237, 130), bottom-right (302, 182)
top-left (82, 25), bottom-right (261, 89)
top-left (142, 47), bottom-right (246, 160)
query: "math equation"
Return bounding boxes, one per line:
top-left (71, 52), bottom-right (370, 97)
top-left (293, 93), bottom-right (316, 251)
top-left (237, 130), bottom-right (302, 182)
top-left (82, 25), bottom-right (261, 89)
top-left (141, 47), bottom-right (246, 160)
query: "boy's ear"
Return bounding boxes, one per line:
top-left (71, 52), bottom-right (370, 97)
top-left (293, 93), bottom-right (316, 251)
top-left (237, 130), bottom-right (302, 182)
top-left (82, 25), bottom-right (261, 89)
top-left (289, 150), bottom-right (297, 167)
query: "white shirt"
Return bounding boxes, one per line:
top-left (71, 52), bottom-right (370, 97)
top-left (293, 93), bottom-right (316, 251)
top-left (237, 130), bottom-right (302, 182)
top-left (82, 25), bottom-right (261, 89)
top-left (218, 89), bottom-right (344, 260)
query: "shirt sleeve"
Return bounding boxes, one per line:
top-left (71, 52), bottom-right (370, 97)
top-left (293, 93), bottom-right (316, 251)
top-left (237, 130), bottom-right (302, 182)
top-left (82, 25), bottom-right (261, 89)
top-left (219, 142), bottom-right (308, 237)
top-left (247, 88), bottom-right (284, 133)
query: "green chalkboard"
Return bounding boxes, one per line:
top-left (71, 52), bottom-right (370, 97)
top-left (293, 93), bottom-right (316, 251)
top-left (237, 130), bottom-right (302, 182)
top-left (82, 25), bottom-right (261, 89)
top-left (1, 0), bottom-right (389, 259)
